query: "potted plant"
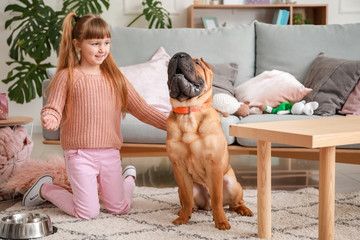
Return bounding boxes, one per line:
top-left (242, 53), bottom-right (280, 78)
top-left (2, 0), bottom-right (110, 104)
top-left (127, 0), bottom-right (172, 29)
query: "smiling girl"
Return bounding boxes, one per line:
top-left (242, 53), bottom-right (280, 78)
top-left (22, 13), bottom-right (167, 219)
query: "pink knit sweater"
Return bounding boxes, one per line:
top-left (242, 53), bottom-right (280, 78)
top-left (41, 69), bottom-right (168, 150)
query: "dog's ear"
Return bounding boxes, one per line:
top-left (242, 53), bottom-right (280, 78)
top-left (201, 58), bottom-right (213, 71)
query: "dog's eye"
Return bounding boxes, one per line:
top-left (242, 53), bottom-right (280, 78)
top-left (195, 60), bottom-right (201, 65)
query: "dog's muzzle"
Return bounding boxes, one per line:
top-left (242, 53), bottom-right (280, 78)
top-left (168, 52), bottom-right (204, 101)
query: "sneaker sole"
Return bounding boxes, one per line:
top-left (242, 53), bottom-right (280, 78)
top-left (122, 166), bottom-right (136, 180)
top-left (22, 174), bottom-right (53, 206)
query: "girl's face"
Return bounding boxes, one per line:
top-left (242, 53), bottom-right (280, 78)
top-left (74, 37), bottom-right (111, 70)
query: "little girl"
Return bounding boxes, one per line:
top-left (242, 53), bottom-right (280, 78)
top-left (22, 13), bottom-right (168, 219)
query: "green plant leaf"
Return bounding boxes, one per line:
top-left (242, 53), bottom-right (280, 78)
top-left (2, 60), bottom-right (53, 103)
top-left (127, 0), bottom-right (172, 29)
top-left (63, 0), bottom-right (110, 16)
top-left (5, 1), bottom-right (58, 62)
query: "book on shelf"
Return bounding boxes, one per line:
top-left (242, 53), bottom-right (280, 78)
top-left (272, 9), bottom-right (282, 25)
top-left (272, 9), bottom-right (289, 25)
top-left (272, 10), bottom-right (279, 24)
top-left (281, 10), bottom-right (290, 25)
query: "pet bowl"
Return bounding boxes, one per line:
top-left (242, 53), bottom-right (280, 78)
top-left (0, 213), bottom-right (53, 239)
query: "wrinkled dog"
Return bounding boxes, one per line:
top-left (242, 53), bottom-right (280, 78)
top-left (166, 52), bottom-right (253, 230)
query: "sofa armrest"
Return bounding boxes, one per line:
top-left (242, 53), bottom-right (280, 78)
top-left (42, 79), bottom-right (60, 140)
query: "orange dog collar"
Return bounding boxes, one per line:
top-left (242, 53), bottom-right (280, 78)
top-left (172, 102), bottom-right (212, 114)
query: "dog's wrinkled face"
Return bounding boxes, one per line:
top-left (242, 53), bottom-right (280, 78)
top-left (168, 52), bottom-right (212, 102)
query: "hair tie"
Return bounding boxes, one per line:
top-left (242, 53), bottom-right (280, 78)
top-left (74, 16), bottom-right (80, 22)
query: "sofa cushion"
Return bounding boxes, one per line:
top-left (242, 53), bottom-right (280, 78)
top-left (110, 23), bottom-right (255, 86)
top-left (339, 81), bottom-right (360, 116)
top-left (255, 22), bottom-right (360, 83)
top-left (302, 53), bottom-right (360, 116)
top-left (120, 47), bottom-right (171, 112)
top-left (121, 113), bottom-right (167, 144)
top-left (234, 70), bottom-right (312, 109)
top-left (220, 115), bottom-right (239, 145)
top-left (121, 111), bottom-right (238, 145)
top-left (210, 62), bottom-right (238, 96)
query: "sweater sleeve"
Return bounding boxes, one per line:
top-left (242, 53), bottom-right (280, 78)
top-left (40, 70), bottom-right (68, 129)
top-left (126, 82), bottom-right (168, 131)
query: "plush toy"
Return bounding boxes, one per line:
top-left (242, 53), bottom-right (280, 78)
top-left (212, 93), bottom-right (250, 117)
top-left (260, 100), bottom-right (319, 115)
top-left (291, 100), bottom-right (319, 115)
top-left (260, 102), bottom-right (293, 115)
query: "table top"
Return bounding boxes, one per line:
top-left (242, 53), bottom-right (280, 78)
top-left (0, 116), bottom-right (34, 126)
top-left (229, 116), bottom-right (360, 148)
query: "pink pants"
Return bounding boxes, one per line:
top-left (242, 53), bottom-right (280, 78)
top-left (41, 148), bottom-right (135, 219)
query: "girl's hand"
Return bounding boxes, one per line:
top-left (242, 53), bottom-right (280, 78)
top-left (42, 115), bottom-right (58, 131)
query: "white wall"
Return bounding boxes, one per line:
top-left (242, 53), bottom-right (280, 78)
top-left (0, 0), bottom-right (359, 133)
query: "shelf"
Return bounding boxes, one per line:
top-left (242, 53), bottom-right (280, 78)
top-left (188, 4), bottom-right (328, 28)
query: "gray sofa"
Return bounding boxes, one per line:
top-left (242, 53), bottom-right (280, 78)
top-left (43, 21), bottom-right (360, 162)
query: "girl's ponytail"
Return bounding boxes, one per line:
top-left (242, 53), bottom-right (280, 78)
top-left (57, 12), bottom-right (79, 71)
top-left (48, 12), bottom-right (79, 123)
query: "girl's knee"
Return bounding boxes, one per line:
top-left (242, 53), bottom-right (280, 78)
top-left (107, 202), bottom-right (131, 215)
top-left (75, 208), bottom-right (99, 219)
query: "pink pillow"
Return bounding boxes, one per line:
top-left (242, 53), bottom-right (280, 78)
top-left (120, 47), bottom-right (172, 112)
top-left (234, 70), bottom-right (312, 108)
top-left (338, 81), bottom-right (360, 116)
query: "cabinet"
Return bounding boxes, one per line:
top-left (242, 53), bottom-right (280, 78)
top-left (187, 4), bottom-right (328, 28)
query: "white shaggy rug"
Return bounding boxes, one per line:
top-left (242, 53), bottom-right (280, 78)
top-left (1, 187), bottom-right (359, 240)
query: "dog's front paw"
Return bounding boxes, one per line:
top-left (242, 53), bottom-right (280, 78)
top-left (235, 206), bottom-right (254, 216)
top-left (215, 219), bottom-right (231, 230)
top-left (174, 208), bottom-right (192, 225)
top-left (173, 216), bottom-right (190, 225)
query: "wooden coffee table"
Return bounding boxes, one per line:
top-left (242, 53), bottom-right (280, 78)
top-left (229, 116), bottom-right (360, 240)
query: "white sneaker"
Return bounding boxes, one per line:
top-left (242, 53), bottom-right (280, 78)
top-left (22, 174), bottom-right (53, 207)
top-left (122, 165), bottom-right (136, 180)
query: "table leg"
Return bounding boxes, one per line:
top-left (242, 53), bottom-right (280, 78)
top-left (319, 146), bottom-right (335, 240)
top-left (257, 140), bottom-right (272, 239)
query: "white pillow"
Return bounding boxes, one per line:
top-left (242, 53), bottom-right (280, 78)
top-left (234, 70), bottom-right (312, 108)
top-left (120, 47), bottom-right (172, 112)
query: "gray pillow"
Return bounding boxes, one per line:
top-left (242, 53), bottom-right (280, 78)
top-left (210, 63), bottom-right (239, 96)
top-left (303, 53), bottom-right (360, 116)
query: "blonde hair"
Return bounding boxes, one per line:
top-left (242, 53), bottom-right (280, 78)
top-left (49, 13), bottom-right (128, 121)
